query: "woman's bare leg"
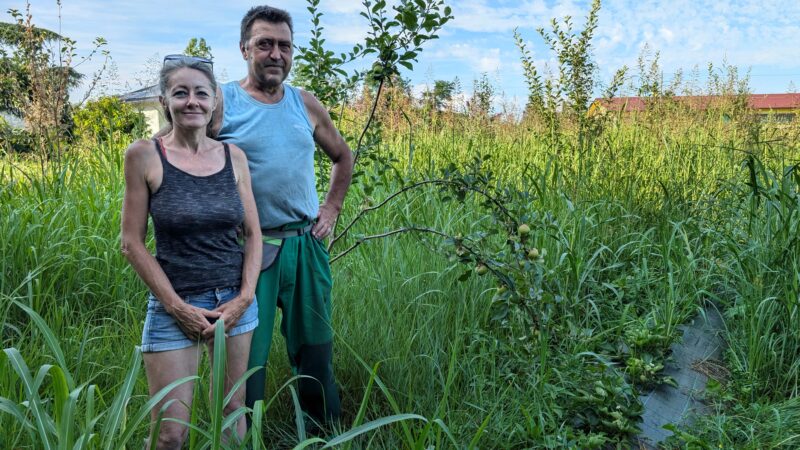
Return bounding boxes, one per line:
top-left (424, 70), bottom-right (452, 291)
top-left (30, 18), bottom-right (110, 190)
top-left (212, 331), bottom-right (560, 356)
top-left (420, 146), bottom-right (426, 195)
top-left (207, 331), bottom-right (253, 441)
top-left (143, 345), bottom-right (201, 450)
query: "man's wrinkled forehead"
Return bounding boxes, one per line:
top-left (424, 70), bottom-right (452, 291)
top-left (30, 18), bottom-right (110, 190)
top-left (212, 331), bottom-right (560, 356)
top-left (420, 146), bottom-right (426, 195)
top-left (245, 20), bottom-right (293, 46)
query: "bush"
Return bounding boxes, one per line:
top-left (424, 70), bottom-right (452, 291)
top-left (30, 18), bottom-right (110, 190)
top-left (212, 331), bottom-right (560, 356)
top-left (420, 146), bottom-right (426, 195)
top-left (72, 96), bottom-right (146, 143)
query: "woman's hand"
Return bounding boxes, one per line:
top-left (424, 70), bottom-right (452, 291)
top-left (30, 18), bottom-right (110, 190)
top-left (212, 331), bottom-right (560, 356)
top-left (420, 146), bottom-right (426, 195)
top-left (168, 303), bottom-right (222, 342)
top-left (213, 296), bottom-right (252, 331)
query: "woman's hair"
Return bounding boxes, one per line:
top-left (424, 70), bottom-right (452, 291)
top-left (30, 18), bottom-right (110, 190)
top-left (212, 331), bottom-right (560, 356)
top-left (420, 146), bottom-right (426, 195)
top-left (159, 58), bottom-right (217, 124)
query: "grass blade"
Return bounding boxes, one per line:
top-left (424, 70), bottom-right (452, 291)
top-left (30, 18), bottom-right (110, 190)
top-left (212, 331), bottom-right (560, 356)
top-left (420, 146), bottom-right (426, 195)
top-left (56, 384), bottom-right (85, 450)
top-left (148, 399), bottom-right (176, 450)
top-left (249, 399), bottom-right (265, 450)
top-left (100, 346), bottom-right (142, 450)
top-left (289, 385), bottom-right (307, 442)
top-left (292, 437), bottom-right (327, 449)
top-left (115, 375), bottom-right (199, 448)
top-left (3, 348), bottom-right (55, 449)
top-left (14, 301), bottom-right (74, 389)
top-left (322, 414), bottom-right (428, 448)
top-left (223, 366), bottom-right (261, 409)
top-left (46, 364), bottom-right (71, 435)
top-left (0, 396), bottom-right (36, 434)
top-left (211, 319), bottom-right (226, 449)
top-left (352, 362), bottom-right (380, 428)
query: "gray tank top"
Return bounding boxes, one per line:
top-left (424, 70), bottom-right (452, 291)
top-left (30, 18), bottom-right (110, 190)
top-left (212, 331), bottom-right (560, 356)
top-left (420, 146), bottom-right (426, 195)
top-left (149, 139), bottom-right (244, 297)
top-left (218, 82), bottom-right (319, 229)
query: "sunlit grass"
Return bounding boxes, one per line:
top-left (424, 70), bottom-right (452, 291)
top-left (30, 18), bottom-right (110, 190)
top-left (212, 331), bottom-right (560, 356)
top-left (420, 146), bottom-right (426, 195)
top-left (1, 111), bottom-right (799, 448)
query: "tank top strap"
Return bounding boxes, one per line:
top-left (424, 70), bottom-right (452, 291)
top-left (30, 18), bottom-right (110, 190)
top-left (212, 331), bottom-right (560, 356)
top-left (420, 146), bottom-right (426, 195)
top-left (152, 137), bottom-right (168, 162)
top-left (222, 142), bottom-right (235, 178)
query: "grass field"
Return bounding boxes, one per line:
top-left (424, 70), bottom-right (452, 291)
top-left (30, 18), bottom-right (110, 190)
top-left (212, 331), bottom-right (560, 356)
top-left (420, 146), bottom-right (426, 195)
top-left (2, 103), bottom-right (800, 448)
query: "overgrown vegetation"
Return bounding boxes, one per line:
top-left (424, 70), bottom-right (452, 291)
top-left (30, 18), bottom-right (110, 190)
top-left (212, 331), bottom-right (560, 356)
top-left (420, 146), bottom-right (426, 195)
top-left (2, 0), bottom-right (800, 448)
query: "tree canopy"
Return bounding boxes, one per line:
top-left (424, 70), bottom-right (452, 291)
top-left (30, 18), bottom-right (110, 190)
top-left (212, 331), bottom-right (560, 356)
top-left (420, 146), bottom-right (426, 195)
top-left (183, 37), bottom-right (213, 59)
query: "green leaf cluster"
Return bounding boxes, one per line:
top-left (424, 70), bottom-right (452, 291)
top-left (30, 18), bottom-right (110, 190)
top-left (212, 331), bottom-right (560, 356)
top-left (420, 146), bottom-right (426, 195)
top-left (72, 96), bottom-right (146, 143)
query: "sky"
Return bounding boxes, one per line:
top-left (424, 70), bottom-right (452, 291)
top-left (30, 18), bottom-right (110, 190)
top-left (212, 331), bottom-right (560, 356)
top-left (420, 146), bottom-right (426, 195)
top-left (5, 0), bottom-right (800, 112)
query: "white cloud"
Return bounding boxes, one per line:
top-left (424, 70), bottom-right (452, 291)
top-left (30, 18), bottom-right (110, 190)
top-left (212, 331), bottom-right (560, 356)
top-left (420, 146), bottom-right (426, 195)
top-left (7, 0), bottom-right (800, 102)
top-left (477, 49), bottom-right (502, 72)
top-left (319, 0), bottom-right (364, 14)
top-left (449, 0), bottom-right (584, 34)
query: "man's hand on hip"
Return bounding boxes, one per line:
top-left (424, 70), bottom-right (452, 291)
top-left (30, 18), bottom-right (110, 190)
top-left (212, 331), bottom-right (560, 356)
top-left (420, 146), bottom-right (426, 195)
top-left (313, 203), bottom-right (339, 240)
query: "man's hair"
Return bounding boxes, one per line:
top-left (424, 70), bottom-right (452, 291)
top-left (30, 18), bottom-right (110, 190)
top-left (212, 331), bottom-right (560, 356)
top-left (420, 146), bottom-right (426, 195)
top-left (158, 59), bottom-right (217, 124)
top-left (240, 5), bottom-right (294, 47)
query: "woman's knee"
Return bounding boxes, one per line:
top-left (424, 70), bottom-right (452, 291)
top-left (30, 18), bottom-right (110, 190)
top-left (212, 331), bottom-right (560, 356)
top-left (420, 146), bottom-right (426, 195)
top-left (154, 422), bottom-right (188, 450)
top-left (223, 393), bottom-right (245, 415)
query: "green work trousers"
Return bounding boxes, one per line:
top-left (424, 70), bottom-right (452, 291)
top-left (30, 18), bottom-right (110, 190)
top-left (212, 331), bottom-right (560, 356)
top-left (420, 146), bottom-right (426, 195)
top-left (245, 221), bottom-right (341, 423)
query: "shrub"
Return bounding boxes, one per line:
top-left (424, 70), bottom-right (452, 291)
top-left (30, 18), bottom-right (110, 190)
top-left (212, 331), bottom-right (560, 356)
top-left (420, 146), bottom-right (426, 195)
top-left (72, 96), bottom-right (146, 143)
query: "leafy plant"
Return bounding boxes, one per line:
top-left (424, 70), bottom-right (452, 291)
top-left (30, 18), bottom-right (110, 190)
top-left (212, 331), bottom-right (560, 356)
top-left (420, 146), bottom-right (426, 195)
top-left (72, 96), bottom-right (146, 143)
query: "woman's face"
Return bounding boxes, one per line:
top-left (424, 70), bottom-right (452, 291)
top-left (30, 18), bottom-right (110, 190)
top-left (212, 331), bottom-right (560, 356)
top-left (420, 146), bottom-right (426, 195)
top-left (161, 67), bottom-right (215, 129)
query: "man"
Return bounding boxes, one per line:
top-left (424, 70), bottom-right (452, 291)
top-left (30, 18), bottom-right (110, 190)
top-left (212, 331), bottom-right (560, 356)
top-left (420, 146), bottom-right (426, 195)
top-left (209, 5), bottom-right (353, 425)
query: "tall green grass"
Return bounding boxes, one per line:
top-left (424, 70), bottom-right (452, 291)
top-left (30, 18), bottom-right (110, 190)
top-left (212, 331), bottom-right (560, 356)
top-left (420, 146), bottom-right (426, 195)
top-left (2, 111), bottom-right (800, 447)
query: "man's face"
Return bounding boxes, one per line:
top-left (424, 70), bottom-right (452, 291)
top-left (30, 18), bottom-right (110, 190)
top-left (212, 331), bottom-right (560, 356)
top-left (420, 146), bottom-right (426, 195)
top-left (241, 20), bottom-right (293, 89)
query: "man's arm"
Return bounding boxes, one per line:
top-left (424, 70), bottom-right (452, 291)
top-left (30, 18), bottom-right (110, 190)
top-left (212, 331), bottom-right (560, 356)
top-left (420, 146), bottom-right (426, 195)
top-left (300, 90), bottom-right (354, 240)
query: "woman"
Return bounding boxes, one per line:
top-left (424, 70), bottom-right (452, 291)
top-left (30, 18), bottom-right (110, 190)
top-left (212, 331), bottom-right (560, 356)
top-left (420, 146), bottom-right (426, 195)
top-left (120, 55), bottom-right (261, 449)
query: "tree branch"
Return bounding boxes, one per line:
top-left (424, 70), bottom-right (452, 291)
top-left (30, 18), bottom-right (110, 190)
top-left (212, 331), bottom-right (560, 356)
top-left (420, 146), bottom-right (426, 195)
top-left (330, 226), bottom-right (450, 264)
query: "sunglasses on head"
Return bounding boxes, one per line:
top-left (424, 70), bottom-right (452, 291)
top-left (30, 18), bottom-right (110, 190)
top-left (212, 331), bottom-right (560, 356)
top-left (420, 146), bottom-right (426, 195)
top-left (162, 54), bottom-right (213, 69)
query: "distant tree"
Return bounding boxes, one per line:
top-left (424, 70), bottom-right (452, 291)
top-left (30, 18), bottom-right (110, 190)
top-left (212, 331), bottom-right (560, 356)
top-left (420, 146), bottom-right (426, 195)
top-left (183, 37), bottom-right (213, 59)
top-left (0, 20), bottom-right (82, 117)
top-left (0, 6), bottom-right (107, 159)
top-left (423, 79), bottom-right (456, 111)
top-left (470, 72), bottom-right (494, 118)
top-left (0, 20), bottom-right (61, 46)
top-left (636, 44), bottom-right (663, 98)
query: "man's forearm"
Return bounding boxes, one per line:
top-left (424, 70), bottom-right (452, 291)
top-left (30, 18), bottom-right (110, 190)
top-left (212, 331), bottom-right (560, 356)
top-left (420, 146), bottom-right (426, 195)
top-left (323, 152), bottom-right (354, 211)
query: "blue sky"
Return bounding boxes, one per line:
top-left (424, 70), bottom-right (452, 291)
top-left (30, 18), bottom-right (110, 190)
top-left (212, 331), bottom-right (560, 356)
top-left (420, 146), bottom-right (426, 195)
top-left (7, 0), bottom-right (800, 111)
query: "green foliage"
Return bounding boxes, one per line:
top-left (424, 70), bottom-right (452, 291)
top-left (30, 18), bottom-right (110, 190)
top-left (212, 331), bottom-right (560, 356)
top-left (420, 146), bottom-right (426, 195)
top-left (293, 0), bottom-right (360, 114)
top-left (3, 91), bottom-right (800, 448)
top-left (183, 37), bottom-right (212, 59)
top-left (72, 96), bottom-right (146, 143)
top-left (360, 0), bottom-right (453, 83)
top-left (0, 6), bottom-right (107, 161)
top-left (292, 0), bottom-right (452, 199)
top-left (0, 20), bottom-right (62, 46)
top-left (514, 0), bottom-right (626, 141)
top-left (3, 0), bottom-right (800, 448)
top-left (422, 79), bottom-right (456, 112)
top-left (622, 321), bottom-right (677, 386)
top-left (470, 73), bottom-right (494, 118)
top-left (664, 398), bottom-right (800, 449)
top-left (0, 19), bottom-right (81, 117)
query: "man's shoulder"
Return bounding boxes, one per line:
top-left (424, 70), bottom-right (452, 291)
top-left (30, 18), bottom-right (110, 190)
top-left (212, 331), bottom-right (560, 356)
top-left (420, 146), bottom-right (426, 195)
top-left (293, 88), bottom-right (326, 122)
top-left (284, 83), bottom-right (314, 101)
top-left (219, 80), bottom-right (238, 97)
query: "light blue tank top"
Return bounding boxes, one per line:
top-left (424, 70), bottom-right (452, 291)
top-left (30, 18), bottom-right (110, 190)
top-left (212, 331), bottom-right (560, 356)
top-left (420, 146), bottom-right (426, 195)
top-left (218, 82), bottom-right (319, 229)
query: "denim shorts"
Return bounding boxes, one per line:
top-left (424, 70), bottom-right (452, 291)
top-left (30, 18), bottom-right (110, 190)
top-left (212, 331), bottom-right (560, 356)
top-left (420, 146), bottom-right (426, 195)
top-left (141, 286), bottom-right (259, 353)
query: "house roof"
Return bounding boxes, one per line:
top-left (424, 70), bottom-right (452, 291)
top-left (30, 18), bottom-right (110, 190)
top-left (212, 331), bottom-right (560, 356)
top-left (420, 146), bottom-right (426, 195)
top-left (592, 93), bottom-right (800, 112)
top-left (118, 84), bottom-right (160, 103)
top-left (748, 93), bottom-right (800, 109)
